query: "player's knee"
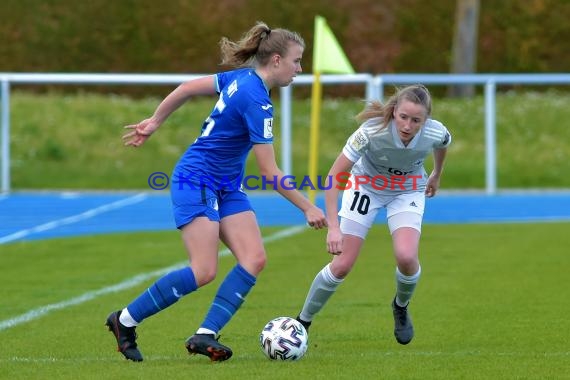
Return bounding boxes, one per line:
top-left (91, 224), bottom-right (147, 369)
top-left (242, 249), bottom-right (267, 275)
top-left (330, 261), bottom-right (353, 279)
top-left (251, 253), bottom-right (267, 274)
top-left (193, 266), bottom-right (218, 286)
top-left (333, 267), bottom-right (351, 279)
top-left (396, 254), bottom-right (419, 275)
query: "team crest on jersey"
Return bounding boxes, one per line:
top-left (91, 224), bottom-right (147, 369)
top-left (264, 118), bottom-right (273, 138)
top-left (348, 130), bottom-right (369, 152)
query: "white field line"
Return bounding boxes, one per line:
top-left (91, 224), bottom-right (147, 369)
top-left (0, 225), bottom-right (307, 332)
top-left (0, 193), bottom-right (148, 245)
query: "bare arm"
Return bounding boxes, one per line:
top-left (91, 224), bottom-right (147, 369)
top-left (123, 75), bottom-right (217, 147)
top-left (252, 144), bottom-right (327, 229)
top-left (425, 147), bottom-right (448, 197)
top-left (324, 152), bottom-right (355, 254)
top-left (324, 153), bottom-right (355, 227)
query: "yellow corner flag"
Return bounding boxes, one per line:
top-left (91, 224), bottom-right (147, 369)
top-left (313, 15), bottom-right (355, 74)
top-left (308, 16), bottom-right (354, 205)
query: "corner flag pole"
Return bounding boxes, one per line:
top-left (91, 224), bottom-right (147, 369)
top-left (308, 72), bottom-right (322, 204)
top-left (308, 16), bottom-right (355, 204)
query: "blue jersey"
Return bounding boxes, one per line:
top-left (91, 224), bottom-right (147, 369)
top-left (173, 68), bottom-right (273, 190)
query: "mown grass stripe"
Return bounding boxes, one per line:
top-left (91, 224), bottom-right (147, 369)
top-left (0, 225), bottom-right (307, 331)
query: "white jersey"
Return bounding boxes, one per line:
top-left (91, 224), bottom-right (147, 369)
top-left (342, 117), bottom-right (451, 194)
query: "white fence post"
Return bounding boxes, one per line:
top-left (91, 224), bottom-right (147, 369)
top-left (280, 85), bottom-right (293, 175)
top-left (485, 80), bottom-right (497, 194)
top-left (1, 79), bottom-right (10, 194)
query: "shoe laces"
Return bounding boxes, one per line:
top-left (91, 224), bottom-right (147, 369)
top-left (121, 325), bottom-right (138, 345)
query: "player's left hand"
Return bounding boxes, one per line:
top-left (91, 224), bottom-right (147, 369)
top-left (425, 174), bottom-right (441, 198)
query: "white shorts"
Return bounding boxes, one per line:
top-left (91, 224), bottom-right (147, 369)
top-left (338, 186), bottom-right (425, 238)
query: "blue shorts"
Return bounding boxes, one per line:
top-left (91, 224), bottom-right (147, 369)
top-left (171, 183), bottom-right (253, 229)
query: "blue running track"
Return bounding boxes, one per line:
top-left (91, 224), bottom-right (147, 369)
top-left (1, 191), bottom-right (569, 244)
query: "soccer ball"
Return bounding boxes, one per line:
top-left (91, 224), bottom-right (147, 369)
top-left (259, 316), bottom-right (308, 361)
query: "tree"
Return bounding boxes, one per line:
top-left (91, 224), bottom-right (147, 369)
top-left (448, 0), bottom-right (480, 97)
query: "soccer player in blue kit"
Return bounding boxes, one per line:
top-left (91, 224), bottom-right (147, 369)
top-left (106, 22), bottom-right (326, 362)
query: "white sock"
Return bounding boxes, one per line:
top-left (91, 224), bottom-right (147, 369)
top-left (196, 328), bottom-right (217, 337)
top-left (395, 266), bottom-right (421, 307)
top-left (119, 308), bottom-right (139, 327)
top-left (299, 264), bottom-right (344, 322)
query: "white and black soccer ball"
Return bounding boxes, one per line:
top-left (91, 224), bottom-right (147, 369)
top-left (259, 316), bottom-right (308, 361)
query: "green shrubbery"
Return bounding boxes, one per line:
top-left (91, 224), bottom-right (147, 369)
top-left (1, 0), bottom-right (566, 95)
top-left (3, 1), bottom-right (568, 190)
top-left (9, 90), bottom-right (570, 190)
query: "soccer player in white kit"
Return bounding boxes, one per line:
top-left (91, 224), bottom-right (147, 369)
top-left (296, 84), bottom-right (451, 345)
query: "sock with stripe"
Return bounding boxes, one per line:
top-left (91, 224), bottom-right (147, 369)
top-left (395, 266), bottom-right (421, 307)
top-left (299, 263), bottom-right (344, 322)
top-left (121, 266), bottom-right (198, 326)
top-left (198, 264), bottom-right (256, 334)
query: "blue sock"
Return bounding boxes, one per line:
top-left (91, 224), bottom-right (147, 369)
top-left (127, 267), bottom-right (197, 323)
top-left (200, 264), bottom-right (256, 333)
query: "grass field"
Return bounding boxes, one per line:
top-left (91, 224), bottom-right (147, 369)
top-left (1, 223), bottom-right (569, 380)
top-left (3, 87), bottom-right (570, 379)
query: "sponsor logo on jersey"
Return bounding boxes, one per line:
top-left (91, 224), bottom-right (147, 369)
top-left (227, 80), bottom-right (238, 97)
top-left (264, 118), bottom-right (273, 138)
top-left (348, 130), bottom-right (369, 152)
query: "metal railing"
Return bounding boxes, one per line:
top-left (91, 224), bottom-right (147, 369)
top-left (3, 72), bottom-right (570, 194)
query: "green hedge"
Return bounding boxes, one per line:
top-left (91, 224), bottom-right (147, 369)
top-left (1, 0), bottom-right (567, 78)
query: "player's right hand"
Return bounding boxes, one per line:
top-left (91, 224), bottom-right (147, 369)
top-left (305, 206), bottom-right (327, 230)
top-left (123, 118), bottom-right (160, 147)
top-left (326, 226), bottom-right (343, 255)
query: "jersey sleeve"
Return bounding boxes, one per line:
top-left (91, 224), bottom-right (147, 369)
top-left (245, 101), bottom-right (274, 144)
top-left (214, 71), bottom-right (232, 94)
top-left (434, 124), bottom-right (452, 149)
top-left (342, 125), bottom-right (371, 162)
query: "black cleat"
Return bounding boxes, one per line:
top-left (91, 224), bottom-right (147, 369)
top-left (185, 334), bottom-right (233, 362)
top-left (105, 310), bottom-right (143, 362)
top-left (296, 316), bottom-right (312, 333)
top-left (392, 298), bottom-right (414, 345)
